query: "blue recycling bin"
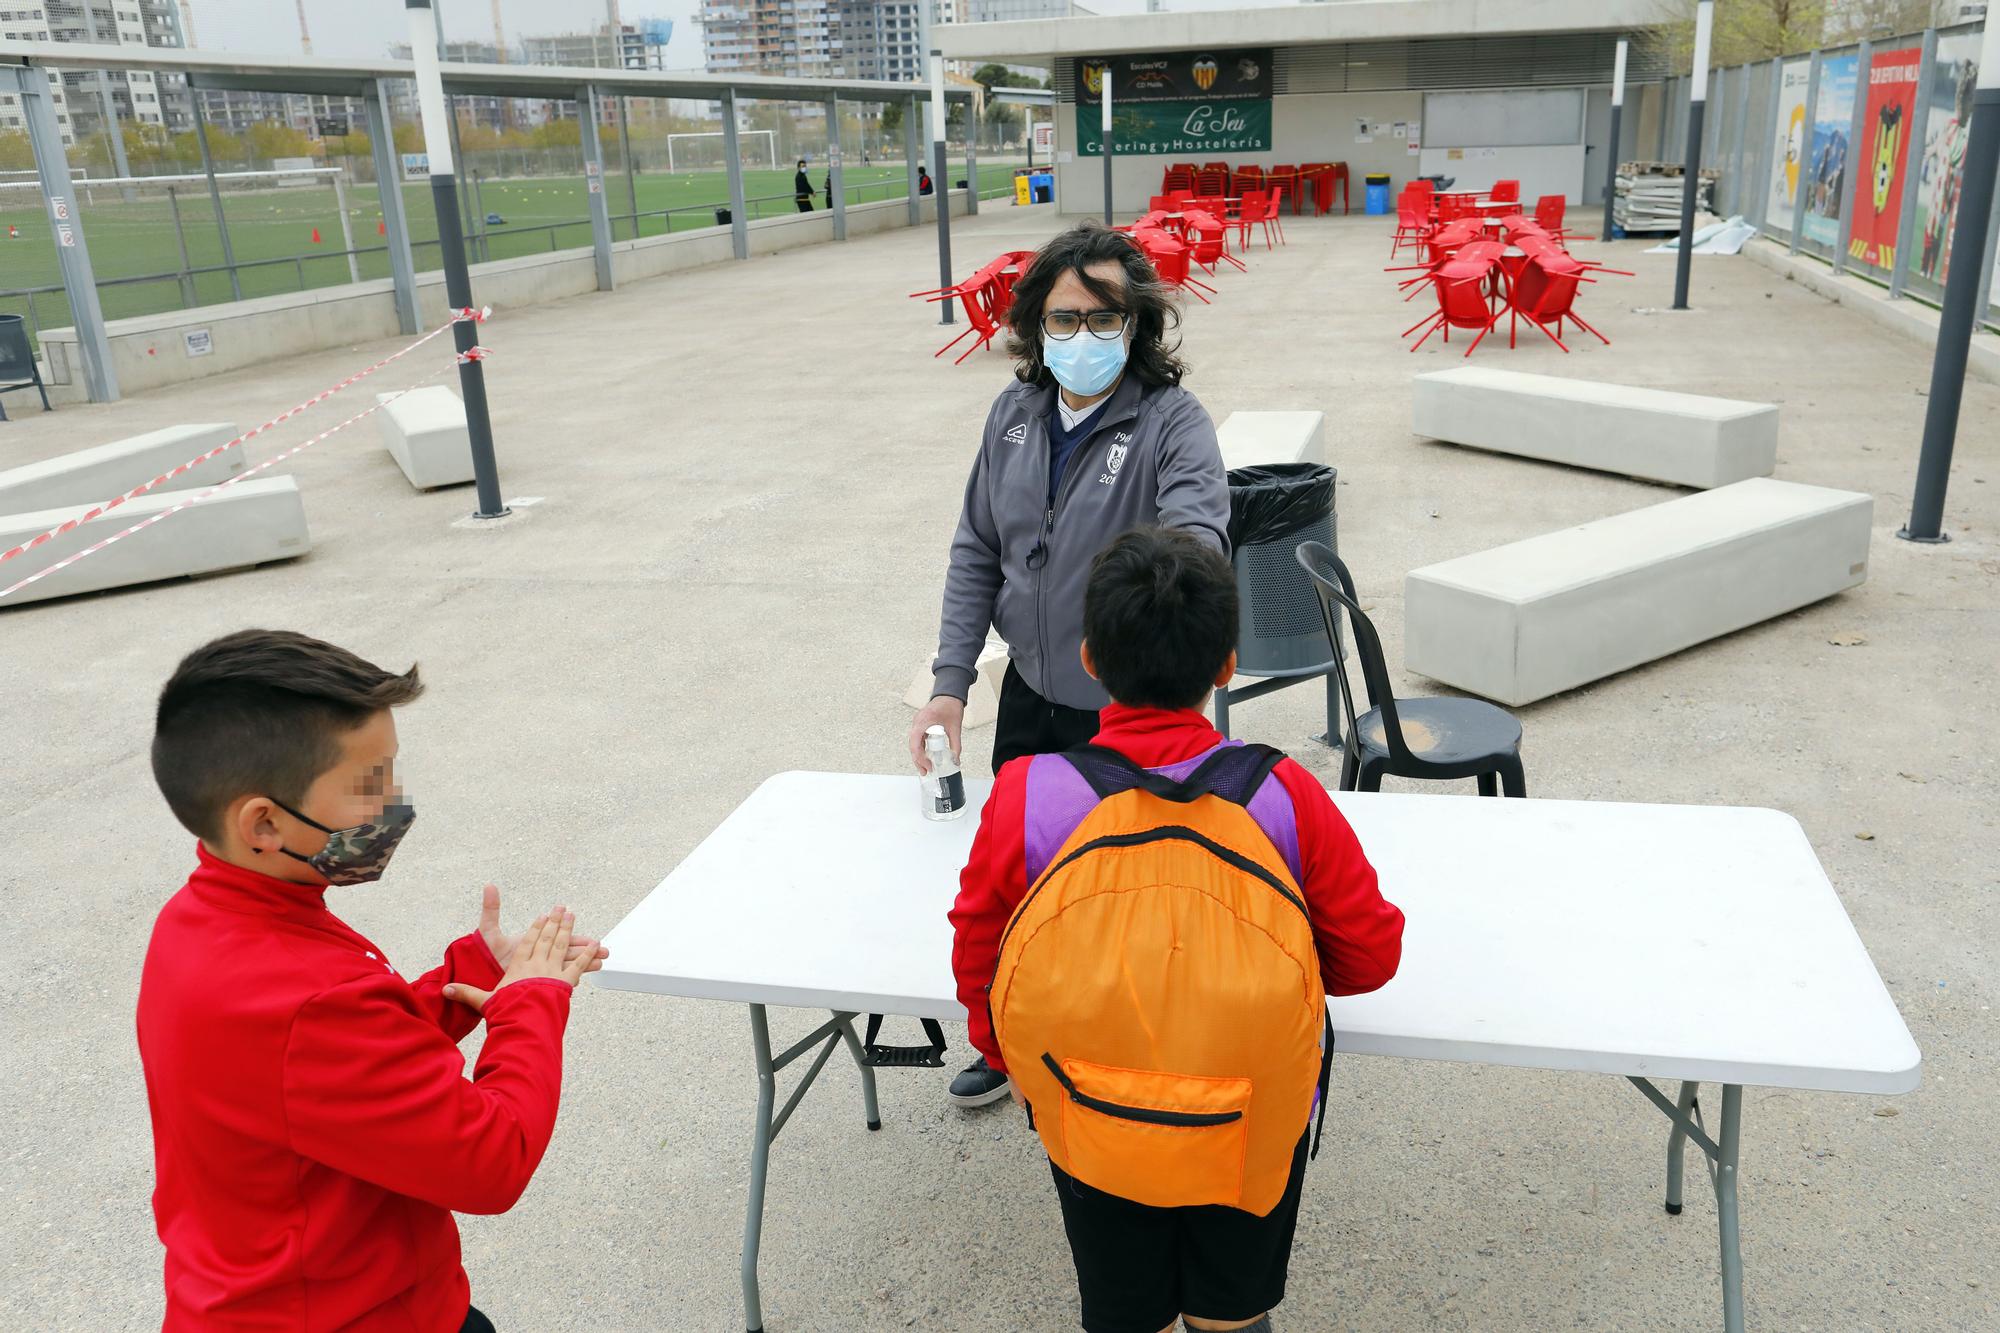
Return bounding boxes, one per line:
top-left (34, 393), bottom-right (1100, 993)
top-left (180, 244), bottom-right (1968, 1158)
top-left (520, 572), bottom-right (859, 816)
top-left (1029, 171), bottom-right (1053, 204)
top-left (1364, 173), bottom-right (1392, 215)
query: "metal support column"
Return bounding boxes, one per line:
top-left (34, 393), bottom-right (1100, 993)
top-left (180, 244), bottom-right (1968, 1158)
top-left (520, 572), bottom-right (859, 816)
top-left (578, 85), bottom-right (616, 291)
top-left (407, 0), bottom-right (506, 521)
top-left (826, 95), bottom-right (847, 241)
top-left (1653, 80), bottom-right (1670, 160)
top-left (366, 80), bottom-right (419, 336)
top-left (1753, 57), bottom-right (1784, 233)
top-left (721, 89), bottom-right (749, 260)
top-left (1890, 31), bottom-right (1940, 299)
top-left (94, 73), bottom-right (134, 200)
top-left (1102, 78), bottom-right (1115, 225)
top-left (8, 63), bottom-right (116, 401)
top-left (906, 95), bottom-right (922, 226)
top-left (930, 54), bottom-right (955, 326)
top-left (167, 186), bottom-right (196, 307)
top-left (1674, 3), bottom-right (1714, 311)
top-left (1834, 41), bottom-right (1874, 275)
top-left (332, 174), bottom-right (361, 283)
top-left (618, 93), bottom-right (640, 240)
top-left (446, 94), bottom-right (482, 262)
top-left (1905, 20), bottom-right (2000, 542)
top-left (1604, 40), bottom-right (1627, 241)
top-left (190, 91), bottom-right (242, 302)
top-left (1791, 52), bottom-right (1824, 256)
top-left (1727, 65), bottom-right (1753, 218)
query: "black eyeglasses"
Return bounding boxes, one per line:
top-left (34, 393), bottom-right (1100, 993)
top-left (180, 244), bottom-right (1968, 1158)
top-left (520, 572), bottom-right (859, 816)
top-left (1042, 309), bottom-right (1129, 341)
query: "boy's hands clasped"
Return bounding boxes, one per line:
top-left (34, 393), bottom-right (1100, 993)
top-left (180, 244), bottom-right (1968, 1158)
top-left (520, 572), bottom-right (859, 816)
top-left (448, 891), bottom-right (609, 1013)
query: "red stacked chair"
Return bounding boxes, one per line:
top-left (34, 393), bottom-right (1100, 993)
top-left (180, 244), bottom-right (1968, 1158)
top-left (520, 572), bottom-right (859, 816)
top-left (1202, 161), bottom-right (1230, 174)
top-left (1267, 165), bottom-right (1300, 215)
top-left (1231, 164), bottom-right (1265, 198)
top-left (1195, 167), bottom-right (1229, 199)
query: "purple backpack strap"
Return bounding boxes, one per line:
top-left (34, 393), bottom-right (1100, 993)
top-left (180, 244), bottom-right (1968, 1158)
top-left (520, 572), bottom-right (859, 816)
top-left (1022, 742), bottom-right (1303, 885)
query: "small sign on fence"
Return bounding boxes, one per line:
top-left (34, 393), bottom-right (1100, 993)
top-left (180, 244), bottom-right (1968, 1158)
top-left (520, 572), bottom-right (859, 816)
top-left (183, 329), bottom-right (212, 358)
top-left (50, 196), bottom-right (68, 221)
top-left (55, 223), bottom-right (75, 248)
top-left (400, 153), bottom-right (431, 182)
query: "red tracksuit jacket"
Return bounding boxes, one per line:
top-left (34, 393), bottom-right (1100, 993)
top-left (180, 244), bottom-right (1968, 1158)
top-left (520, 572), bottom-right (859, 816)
top-left (950, 704), bottom-right (1405, 1073)
top-left (136, 845), bottom-right (571, 1331)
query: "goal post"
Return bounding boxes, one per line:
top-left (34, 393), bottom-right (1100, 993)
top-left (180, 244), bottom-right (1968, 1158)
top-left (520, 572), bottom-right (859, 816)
top-left (666, 129), bottom-right (777, 172)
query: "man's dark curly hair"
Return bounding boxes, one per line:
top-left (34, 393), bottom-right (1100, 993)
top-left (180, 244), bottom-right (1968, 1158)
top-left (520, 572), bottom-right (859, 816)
top-left (1006, 222), bottom-right (1190, 387)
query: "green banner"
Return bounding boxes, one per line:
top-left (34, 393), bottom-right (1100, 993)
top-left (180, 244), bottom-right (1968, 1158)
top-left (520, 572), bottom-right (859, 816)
top-left (1076, 99), bottom-right (1272, 157)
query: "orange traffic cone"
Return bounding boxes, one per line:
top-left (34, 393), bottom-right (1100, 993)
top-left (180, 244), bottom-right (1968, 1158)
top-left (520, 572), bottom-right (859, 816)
top-left (310, 227), bottom-right (322, 244)
top-left (377, 220), bottom-right (387, 236)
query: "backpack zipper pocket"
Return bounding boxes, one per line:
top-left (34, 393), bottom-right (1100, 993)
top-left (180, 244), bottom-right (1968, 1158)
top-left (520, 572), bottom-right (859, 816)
top-left (1041, 1053), bottom-right (1244, 1127)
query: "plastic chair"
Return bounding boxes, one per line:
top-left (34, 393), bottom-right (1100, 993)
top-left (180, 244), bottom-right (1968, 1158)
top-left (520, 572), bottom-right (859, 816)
top-left (1231, 165), bottom-right (1265, 198)
top-left (1390, 187), bottom-right (1432, 258)
top-left (1504, 252), bottom-right (1605, 352)
top-left (1202, 161), bottom-right (1231, 174)
top-left (1294, 544), bottom-right (1526, 796)
top-left (1489, 179), bottom-right (1521, 204)
top-left (1532, 194), bottom-right (1568, 243)
top-left (1195, 167), bottom-right (1229, 198)
top-left (1183, 209), bottom-right (1247, 273)
top-left (1269, 165), bottom-right (1302, 214)
top-left (917, 274), bottom-right (1002, 363)
top-left (1404, 260), bottom-right (1502, 355)
top-left (1134, 228), bottom-right (1215, 304)
top-left (1233, 189), bottom-right (1268, 248)
top-left (1261, 187), bottom-right (1287, 246)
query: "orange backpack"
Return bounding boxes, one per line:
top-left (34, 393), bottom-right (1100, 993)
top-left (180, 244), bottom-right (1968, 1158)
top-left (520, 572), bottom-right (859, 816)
top-left (991, 744), bottom-right (1330, 1217)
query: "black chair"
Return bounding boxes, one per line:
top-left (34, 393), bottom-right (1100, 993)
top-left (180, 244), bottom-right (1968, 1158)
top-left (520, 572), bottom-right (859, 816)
top-left (1295, 542), bottom-right (1525, 796)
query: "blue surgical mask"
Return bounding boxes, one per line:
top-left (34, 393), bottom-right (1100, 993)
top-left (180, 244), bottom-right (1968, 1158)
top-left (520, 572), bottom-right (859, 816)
top-left (1044, 331), bottom-right (1128, 398)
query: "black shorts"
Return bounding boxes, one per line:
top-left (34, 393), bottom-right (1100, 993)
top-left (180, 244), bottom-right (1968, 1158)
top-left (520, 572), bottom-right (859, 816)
top-left (1049, 1132), bottom-right (1310, 1333)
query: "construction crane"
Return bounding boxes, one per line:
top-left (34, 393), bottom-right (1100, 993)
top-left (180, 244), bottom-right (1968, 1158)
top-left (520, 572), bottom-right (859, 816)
top-left (294, 0), bottom-right (311, 56)
top-left (491, 0), bottom-right (508, 62)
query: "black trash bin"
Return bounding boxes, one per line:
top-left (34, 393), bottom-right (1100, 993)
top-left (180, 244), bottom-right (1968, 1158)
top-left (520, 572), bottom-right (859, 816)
top-left (1226, 463), bottom-right (1340, 675)
top-left (0, 313), bottom-right (51, 420)
top-left (714, 207), bottom-right (732, 226)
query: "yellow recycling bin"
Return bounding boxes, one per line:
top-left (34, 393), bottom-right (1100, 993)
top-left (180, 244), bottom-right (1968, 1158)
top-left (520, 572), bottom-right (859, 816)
top-left (1014, 174), bottom-right (1033, 207)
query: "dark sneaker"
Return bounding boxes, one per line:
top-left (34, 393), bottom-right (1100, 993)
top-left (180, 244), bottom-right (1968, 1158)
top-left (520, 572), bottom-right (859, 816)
top-left (947, 1055), bottom-right (1012, 1107)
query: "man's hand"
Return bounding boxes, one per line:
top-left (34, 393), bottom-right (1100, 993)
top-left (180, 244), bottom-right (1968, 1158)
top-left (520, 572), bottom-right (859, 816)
top-left (908, 695), bottom-right (966, 774)
top-left (477, 883), bottom-right (609, 974)
top-left (447, 910), bottom-right (597, 1012)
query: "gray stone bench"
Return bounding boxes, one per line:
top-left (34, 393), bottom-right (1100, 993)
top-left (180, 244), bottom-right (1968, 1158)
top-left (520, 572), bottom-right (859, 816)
top-left (376, 386), bottom-right (475, 490)
top-left (1412, 367), bottom-right (1778, 489)
top-left (1218, 410), bottom-right (1325, 473)
top-left (0, 422), bottom-right (241, 513)
top-left (1403, 478), bottom-right (1871, 705)
top-left (0, 475), bottom-right (309, 607)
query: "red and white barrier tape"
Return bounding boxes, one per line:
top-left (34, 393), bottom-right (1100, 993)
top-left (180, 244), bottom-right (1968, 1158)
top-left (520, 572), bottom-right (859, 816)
top-left (0, 307), bottom-right (492, 569)
top-left (0, 366), bottom-right (454, 603)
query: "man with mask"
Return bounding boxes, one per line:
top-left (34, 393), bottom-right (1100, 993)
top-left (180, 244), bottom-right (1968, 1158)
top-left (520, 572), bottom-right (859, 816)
top-left (137, 629), bottom-right (609, 1333)
top-left (908, 222), bottom-right (1230, 1108)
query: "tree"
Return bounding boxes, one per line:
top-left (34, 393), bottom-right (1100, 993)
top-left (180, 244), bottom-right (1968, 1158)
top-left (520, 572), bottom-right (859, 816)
top-left (1649, 0), bottom-right (1955, 71)
top-left (392, 123), bottom-right (424, 155)
top-left (246, 120), bottom-right (313, 160)
top-left (881, 99), bottom-right (904, 144)
top-left (0, 130), bottom-right (31, 171)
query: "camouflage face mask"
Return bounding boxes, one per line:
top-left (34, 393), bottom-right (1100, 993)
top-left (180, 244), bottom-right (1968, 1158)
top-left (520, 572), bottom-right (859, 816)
top-left (273, 800), bottom-right (416, 886)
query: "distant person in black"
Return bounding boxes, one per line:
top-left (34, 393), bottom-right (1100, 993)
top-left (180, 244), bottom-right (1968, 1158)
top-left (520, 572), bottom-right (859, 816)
top-left (919, 166), bottom-right (934, 196)
top-left (824, 169), bottom-right (834, 210)
top-left (794, 159), bottom-right (814, 212)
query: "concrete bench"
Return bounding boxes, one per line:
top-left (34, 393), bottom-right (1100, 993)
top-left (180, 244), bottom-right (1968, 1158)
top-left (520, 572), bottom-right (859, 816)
top-left (0, 475), bottom-right (309, 608)
top-left (1218, 410), bottom-right (1326, 473)
top-left (1403, 478), bottom-right (1871, 705)
top-left (376, 386), bottom-right (475, 490)
top-left (0, 422), bottom-right (241, 513)
top-left (1412, 368), bottom-right (1778, 489)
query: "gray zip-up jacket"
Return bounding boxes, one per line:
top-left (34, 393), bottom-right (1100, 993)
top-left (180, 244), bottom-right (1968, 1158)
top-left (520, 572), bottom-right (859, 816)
top-left (931, 372), bottom-right (1230, 712)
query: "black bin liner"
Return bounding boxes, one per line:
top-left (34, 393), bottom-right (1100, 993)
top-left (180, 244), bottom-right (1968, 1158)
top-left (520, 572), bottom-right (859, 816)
top-left (1226, 463), bottom-right (1336, 550)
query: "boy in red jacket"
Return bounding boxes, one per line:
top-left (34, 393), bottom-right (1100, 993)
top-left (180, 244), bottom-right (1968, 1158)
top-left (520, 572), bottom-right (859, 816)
top-left (137, 630), bottom-right (608, 1332)
top-left (950, 527), bottom-right (1403, 1333)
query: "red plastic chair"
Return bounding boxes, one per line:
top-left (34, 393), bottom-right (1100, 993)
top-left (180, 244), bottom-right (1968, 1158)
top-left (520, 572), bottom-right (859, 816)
top-left (1267, 165), bottom-right (1300, 215)
top-left (1262, 187), bottom-right (1287, 245)
top-left (1489, 179), bottom-right (1521, 205)
top-left (1183, 209), bottom-right (1247, 274)
top-left (1195, 167), bottom-right (1229, 198)
top-left (916, 274), bottom-right (1002, 363)
top-left (1202, 161), bottom-right (1231, 174)
top-left (1532, 194), bottom-right (1569, 244)
top-left (1231, 165), bottom-right (1265, 198)
top-left (1390, 187), bottom-right (1433, 257)
top-left (1233, 189), bottom-right (1268, 249)
top-left (1134, 228), bottom-right (1215, 304)
top-left (1405, 260), bottom-right (1502, 355)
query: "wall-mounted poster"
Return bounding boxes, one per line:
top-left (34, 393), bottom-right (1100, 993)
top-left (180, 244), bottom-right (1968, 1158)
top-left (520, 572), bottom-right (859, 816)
top-left (1914, 31), bottom-right (1983, 286)
top-left (1767, 59), bottom-right (1811, 233)
top-left (1801, 52), bottom-right (1859, 249)
top-left (1077, 49), bottom-right (1271, 105)
top-left (1074, 48), bottom-right (1273, 156)
top-left (1849, 46), bottom-right (1921, 271)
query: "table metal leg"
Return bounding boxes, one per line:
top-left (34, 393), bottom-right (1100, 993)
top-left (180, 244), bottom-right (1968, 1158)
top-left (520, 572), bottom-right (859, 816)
top-left (1630, 1077), bottom-right (1748, 1333)
top-left (1665, 1079), bottom-right (1699, 1215)
top-left (743, 1004), bottom-right (777, 1333)
top-left (739, 1005), bottom-right (884, 1332)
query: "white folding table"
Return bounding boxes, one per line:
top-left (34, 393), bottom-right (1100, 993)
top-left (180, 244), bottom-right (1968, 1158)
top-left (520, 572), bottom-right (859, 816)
top-left (594, 772), bottom-right (1920, 1333)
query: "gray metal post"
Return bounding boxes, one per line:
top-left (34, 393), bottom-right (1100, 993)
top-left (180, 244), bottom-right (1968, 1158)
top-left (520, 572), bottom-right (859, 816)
top-left (965, 94), bottom-right (979, 216)
top-left (446, 97), bottom-right (484, 264)
top-left (333, 173), bottom-right (360, 283)
top-left (1834, 42), bottom-right (1874, 274)
top-left (618, 94), bottom-right (639, 239)
top-left (1653, 80), bottom-right (1670, 160)
top-left (7, 64), bottom-right (117, 402)
top-left (1727, 65), bottom-right (1753, 218)
top-left (1674, 3), bottom-right (1713, 311)
top-left (365, 81), bottom-right (419, 335)
top-left (1754, 57), bottom-right (1784, 232)
top-left (721, 89), bottom-right (749, 259)
top-left (930, 54), bottom-right (955, 325)
top-left (1102, 76), bottom-right (1115, 225)
top-left (1715, 1085), bottom-right (1745, 1333)
top-left (826, 95), bottom-right (847, 240)
top-left (167, 186), bottom-right (196, 307)
top-left (906, 95), bottom-right (922, 226)
top-left (191, 92), bottom-right (242, 302)
top-left (1978, 158), bottom-right (2000, 326)
top-left (406, 0), bottom-right (507, 521)
top-left (579, 85), bottom-right (616, 291)
top-left (1890, 30), bottom-right (1940, 299)
top-left (94, 73), bottom-right (134, 201)
top-left (1903, 19), bottom-right (2000, 544)
top-left (1791, 52), bottom-right (1824, 256)
top-left (1604, 40), bottom-right (1627, 241)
